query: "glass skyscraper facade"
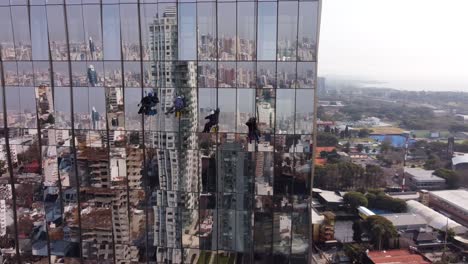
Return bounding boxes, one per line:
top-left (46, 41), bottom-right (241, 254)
top-left (0, 0), bottom-right (319, 263)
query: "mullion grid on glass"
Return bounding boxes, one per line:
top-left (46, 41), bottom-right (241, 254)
top-left (23, 3), bottom-right (53, 263)
top-left (0, 36), bottom-right (22, 262)
top-left (0, 1), bottom-right (317, 263)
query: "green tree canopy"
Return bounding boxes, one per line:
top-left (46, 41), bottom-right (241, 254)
top-left (317, 132), bottom-right (339, 147)
top-left (366, 190), bottom-right (407, 213)
top-left (434, 168), bottom-right (460, 189)
top-left (343, 192), bottom-right (368, 209)
top-left (364, 215), bottom-right (397, 250)
top-left (358, 128), bottom-right (372, 138)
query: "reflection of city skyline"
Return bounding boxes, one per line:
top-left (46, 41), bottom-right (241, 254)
top-left (0, 1), bottom-right (318, 263)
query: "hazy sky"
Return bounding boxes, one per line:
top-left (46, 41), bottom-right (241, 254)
top-left (318, 0), bottom-right (468, 91)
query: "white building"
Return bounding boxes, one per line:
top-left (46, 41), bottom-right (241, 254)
top-left (149, 8), bottom-right (199, 262)
top-left (404, 167), bottom-right (446, 190)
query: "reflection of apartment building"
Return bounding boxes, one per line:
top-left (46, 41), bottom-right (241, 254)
top-left (106, 87), bottom-right (125, 129)
top-left (126, 149), bottom-right (143, 189)
top-left (112, 190), bottom-right (139, 264)
top-left (149, 8), bottom-right (199, 262)
top-left (77, 148), bottom-right (109, 188)
top-left (216, 142), bottom-right (253, 251)
top-left (35, 85), bottom-right (54, 121)
top-left (80, 189), bottom-right (114, 261)
top-left (0, 200), bottom-right (7, 236)
top-left (0, 143), bottom-right (17, 165)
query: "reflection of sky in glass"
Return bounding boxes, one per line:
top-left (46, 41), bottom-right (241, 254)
top-left (73, 88), bottom-right (106, 113)
top-left (0, 7), bottom-right (13, 42)
top-left (103, 5), bottom-right (121, 60)
top-left (179, 4), bottom-right (196, 60)
top-left (218, 3), bottom-right (236, 39)
top-left (11, 6), bottom-right (30, 43)
top-left (258, 2), bottom-right (277, 60)
top-left (54, 89), bottom-right (71, 114)
top-left (278, 2), bottom-right (298, 41)
top-left (237, 2), bottom-right (255, 41)
top-left (120, 4), bottom-right (140, 44)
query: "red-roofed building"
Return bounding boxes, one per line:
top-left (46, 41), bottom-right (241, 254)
top-left (315, 146), bottom-right (336, 166)
top-left (366, 249), bottom-right (431, 264)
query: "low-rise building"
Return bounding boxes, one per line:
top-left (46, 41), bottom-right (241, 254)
top-left (452, 152), bottom-right (468, 186)
top-left (407, 200), bottom-right (467, 235)
top-left (429, 190), bottom-right (468, 227)
top-left (382, 213), bottom-right (427, 231)
top-left (404, 167), bottom-right (446, 190)
top-left (313, 189), bottom-right (344, 211)
top-left (455, 114), bottom-right (468, 123)
top-left (387, 191), bottom-right (420, 201)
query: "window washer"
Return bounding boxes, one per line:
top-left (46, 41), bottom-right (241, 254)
top-left (165, 95), bottom-right (187, 117)
top-left (246, 117), bottom-right (260, 143)
top-left (138, 92), bottom-right (159, 115)
top-left (203, 108), bottom-right (220, 133)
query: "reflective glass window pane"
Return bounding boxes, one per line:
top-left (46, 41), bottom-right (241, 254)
top-left (17, 62), bottom-right (34, 86)
top-left (71, 62), bottom-right (87, 86)
top-left (0, 7), bottom-right (16, 60)
top-left (31, 6), bottom-right (50, 60)
top-left (256, 88), bottom-right (276, 134)
top-left (199, 88), bottom-right (217, 132)
top-left (276, 89), bottom-right (295, 134)
top-left (237, 2), bottom-right (256, 60)
top-left (142, 61), bottom-right (154, 87)
top-left (6, 87), bottom-right (37, 129)
top-left (218, 2), bottom-right (236, 61)
top-left (3, 62), bottom-right (18, 86)
top-left (273, 212), bottom-right (292, 255)
top-left (140, 4), bottom-right (158, 61)
top-left (103, 5), bottom-right (121, 60)
top-left (297, 62), bottom-right (315, 88)
top-left (277, 62), bottom-right (297, 89)
top-left (198, 62), bottom-right (217, 88)
top-left (104, 61), bottom-right (123, 87)
top-left (121, 4), bottom-right (140, 61)
top-left (218, 89), bottom-right (236, 133)
top-left (197, 2), bottom-right (217, 60)
top-left (257, 62), bottom-right (276, 89)
top-left (218, 62), bottom-right (236, 88)
top-left (124, 62), bottom-right (142, 88)
top-left (33, 61), bottom-right (51, 86)
top-left (67, 5), bottom-right (86, 61)
top-left (73, 87), bottom-right (106, 130)
top-left (295, 89), bottom-right (314, 134)
top-left (257, 2), bottom-right (277, 60)
top-left (54, 87), bottom-right (72, 129)
top-left (237, 89), bottom-right (255, 133)
top-left (47, 5), bottom-right (69, 61)
top-left (53, 62), bottom-right (70, 87)
top-left (0, 83), bottom-right (3, 128)
top-left (237, 62), bottom-right (256, 88)
top-left (11, 6), bottom-right (32, 60)
top-left (83, 4), bottom-right (103, 60)
top-left (298, 1), bottom-right (318, 61)
top-left (125, 88), bottom-right (142, 131)
top-left (277, 1), bottom-right (298, 61)
top-left (106, 87), bottom-right (125, 130)
top-left (179, 3), bottom-right (197, 60)
top-left (254, 212), bottom-right (273, 253)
